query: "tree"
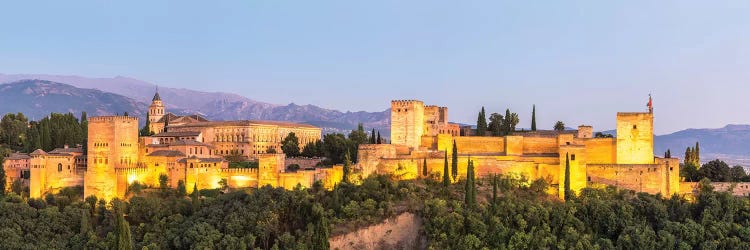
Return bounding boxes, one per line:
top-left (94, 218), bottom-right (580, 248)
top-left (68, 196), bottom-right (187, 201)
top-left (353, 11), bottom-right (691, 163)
top-left (699, 159), bottom-right (731, 182)
top-left (177, 180), bottom-right (187, 196)
top-left (0, 113), bottom-right (29, 151)
top-left (0, 153), bottom-right (5, 196)
top-left (443, 150), bottom-right (450, 187)
top-left (159, 174), bottom-right (169, 189)
top-left (281, 132), bottom-right (301, 157)
top-left (476, 107), bottom-right (487, 136)
top-left (531, 105), bottom-right (537, 131)
top-left (139, 110), bottom-right (153, 136)
top-left (370, 129), bottom-right (376, 144)
top-left (502, 109), bottom-right (519, 134)
top-left (595, 132), bottom-right (614, 138)
top-left (451, 140), bottom-right (458, 181)
top-left (488, 113), bottom-right (504, 136)
top-left (115, 202), bottom-right (133, 250)
top-left (342, 149), bottom-right (352, 183)
top-left (423, 158), bottom-right (428, 177)
top-left (163, 116), bottom-right (169, 133)
top-left (464, 158), bottom-right (476, 208)
top-left (376, 131), bottom-right (382, 144)
top-left (681, 163), bottom-right (699, 182)
top-left (266, 147), bottom-right (277, 154)
top-left (554, 121), bottom-right (565, 131)
top-left (729, 165), bottom-right (747, 182)
top-left (564, 153), bottom-right (571, 201)
top-left (694, 142), bottom-right (700, 166)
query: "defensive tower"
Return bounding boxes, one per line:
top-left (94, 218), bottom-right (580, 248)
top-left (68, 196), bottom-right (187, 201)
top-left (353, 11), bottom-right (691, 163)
top-left (84, 116), bottom-right (139, 200)
top-left (390, 100), bottom-right (425, 149)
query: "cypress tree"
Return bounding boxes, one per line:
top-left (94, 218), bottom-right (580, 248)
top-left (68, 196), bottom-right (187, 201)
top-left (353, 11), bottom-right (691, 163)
top-left (343, 149), bottom-right (351, 183)
top-left (451, 140), bottom-right (458, 181)
top-left (685, 147), bottom-right (693, 167)
top-left (115, 203), bottom-right (132, 250)
top-left (443, 150), bottom-right (450, 187)
top-left (492, 174), bottom-right (497, 205)
top-left (0, 154), bottom-right (5, 196)
top-left (80, 209), bottom-right (92, 234)
top-left (531, 105), bottom-right (537, 131)
top-left (422, 158), bottom-right (427, 177)
top-left (695, 142), bottom-right (700, 166)
top-left (464, 158), bottom-right (476, 208)
top-left (370, 129), bottom-right (376, 144)
top-left (476, 107), bottom-right (487, 136)
top-left (376, 132), bottom-right (382, 144)
top-left (564, 153), bottom-right (571, 201)
top-left (470, 160), bottom-right (476, 207)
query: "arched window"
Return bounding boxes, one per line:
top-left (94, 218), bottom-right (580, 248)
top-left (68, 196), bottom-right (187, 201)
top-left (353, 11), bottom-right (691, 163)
top-left (58, 163), bottom-right (62, 172)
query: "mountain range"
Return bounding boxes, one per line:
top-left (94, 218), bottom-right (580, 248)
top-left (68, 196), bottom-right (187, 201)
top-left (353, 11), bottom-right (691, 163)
top-left (0, 74), bottom-right (390, 135)
top-left (1, 73), bottom-right (748, 166)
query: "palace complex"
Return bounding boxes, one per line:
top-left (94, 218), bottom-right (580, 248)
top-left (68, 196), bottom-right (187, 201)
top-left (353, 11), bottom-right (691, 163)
top-left (357, 99), bottom-right (680, 199)
top-left (4, 94), bottom-right (682, 201)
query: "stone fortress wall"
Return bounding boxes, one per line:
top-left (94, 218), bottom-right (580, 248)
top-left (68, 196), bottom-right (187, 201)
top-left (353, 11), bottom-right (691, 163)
top-left (362, 99), bottom-right (680, 198)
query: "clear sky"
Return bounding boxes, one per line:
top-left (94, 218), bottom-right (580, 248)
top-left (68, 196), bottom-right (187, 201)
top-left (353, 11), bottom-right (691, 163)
top-left (1, 1), bottom-right (749, 134)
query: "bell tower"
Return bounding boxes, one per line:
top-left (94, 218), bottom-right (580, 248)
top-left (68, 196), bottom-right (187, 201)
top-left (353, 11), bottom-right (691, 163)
top-left (148, 88), bottom-right (165, 133)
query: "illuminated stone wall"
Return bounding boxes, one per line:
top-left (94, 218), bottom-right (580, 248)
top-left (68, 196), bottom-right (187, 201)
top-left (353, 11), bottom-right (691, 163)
top-left (616, 112), bottom-right (654, 164)
top-left (390, 100), bottom-right (425, 149)
top-left (558, 145), bottom-right (587, 199)
top-left (584, 138), bottom-right (617, 164)
top-left (586, 158), bottom-right (679, 195)
top-left (85, 116), bottom-right (139, 201)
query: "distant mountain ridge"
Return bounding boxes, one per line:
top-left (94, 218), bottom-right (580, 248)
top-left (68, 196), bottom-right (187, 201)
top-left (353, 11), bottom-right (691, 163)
top-left (0, 73), bottom-right (390, 134)
top-left (0, 79), bottom-right (147, 119)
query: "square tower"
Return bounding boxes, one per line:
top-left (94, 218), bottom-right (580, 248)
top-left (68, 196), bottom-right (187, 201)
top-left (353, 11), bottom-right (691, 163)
top-left (616, 112), bottom-right (654, 164)
top-left (390, 100), bottom-right (425, 149)
top-left (85, 116), bottom-right (139, 201)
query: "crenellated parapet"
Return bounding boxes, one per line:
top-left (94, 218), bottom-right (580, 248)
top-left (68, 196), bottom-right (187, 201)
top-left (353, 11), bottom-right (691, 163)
top-left (88, 116), bottom-right (139, 123)
top-left (220, 168), bottom-right (260, 175)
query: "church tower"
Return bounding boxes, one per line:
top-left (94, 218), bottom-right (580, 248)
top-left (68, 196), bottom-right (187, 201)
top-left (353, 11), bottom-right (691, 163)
top-left (148, 89), bottom-right (165, 133)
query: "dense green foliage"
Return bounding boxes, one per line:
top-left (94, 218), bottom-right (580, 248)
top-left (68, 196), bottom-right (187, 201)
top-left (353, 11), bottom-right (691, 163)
top-left (424, 177), bottom-right (750, 249)
top-left (299, 123), bottom-right (375, 165)
top-left (683, 159), bottom-right (750, 182)
top-left (0, 112), bottom-right (87, 153)
top-left (0, 169), bottom-right (749, 249)
top-left (0, 174), bottom-right (419, 249)
top-left (281, 132), bottom-right (301, 157)
top-left (487, 109), bottom-right (520, 136)
top-left (554, 121), bottom-right (566, 131)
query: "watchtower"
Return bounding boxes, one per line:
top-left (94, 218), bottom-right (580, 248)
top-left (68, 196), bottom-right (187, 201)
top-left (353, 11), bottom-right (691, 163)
top-left (616, 112), bottom-right (654, 164)
top-left (390, 100), bottom-right (425, 149)
top-left (85, 116), bottom-right (139, 200)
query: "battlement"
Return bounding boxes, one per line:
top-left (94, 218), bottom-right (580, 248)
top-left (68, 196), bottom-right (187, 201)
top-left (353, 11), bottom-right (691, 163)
top-left (391, 100), bottom-right (424, 106)
top-left (221, 168), bottom-right (260, 174)
top-left (88, 116), bottom-right (139, 122)
top-left (616, 112), bottom-right (652, 117)
top-left (115, 167), bottom-right (150, 174)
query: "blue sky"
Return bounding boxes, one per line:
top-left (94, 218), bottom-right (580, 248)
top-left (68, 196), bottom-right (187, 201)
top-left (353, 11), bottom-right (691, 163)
top-left (1, 1), bottom-right (749, 134)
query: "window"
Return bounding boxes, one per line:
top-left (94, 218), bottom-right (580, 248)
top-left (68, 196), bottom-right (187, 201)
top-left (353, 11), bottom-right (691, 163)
top-left (58, 163), bottom-right (62, 172)
top-left (571, 154), bottom-right (576, 161)
top-left (633, 125), bottom-right (637, 129)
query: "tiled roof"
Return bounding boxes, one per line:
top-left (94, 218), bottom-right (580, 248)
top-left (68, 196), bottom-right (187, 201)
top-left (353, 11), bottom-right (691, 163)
top-left (178, 157), bottom-right (224, 163)
top-left (169, 140), bottom-right (212, 147)
top-left (30, 149), bottom-right (47, 155)
top-left (6, 153), bottom-right (30, 160)
top-left (170, 120), bottom-right (318, 129)
top-left (147, 150), bottom-right (186, 157)
top-left (153, 131), bottom-right (202, 137)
